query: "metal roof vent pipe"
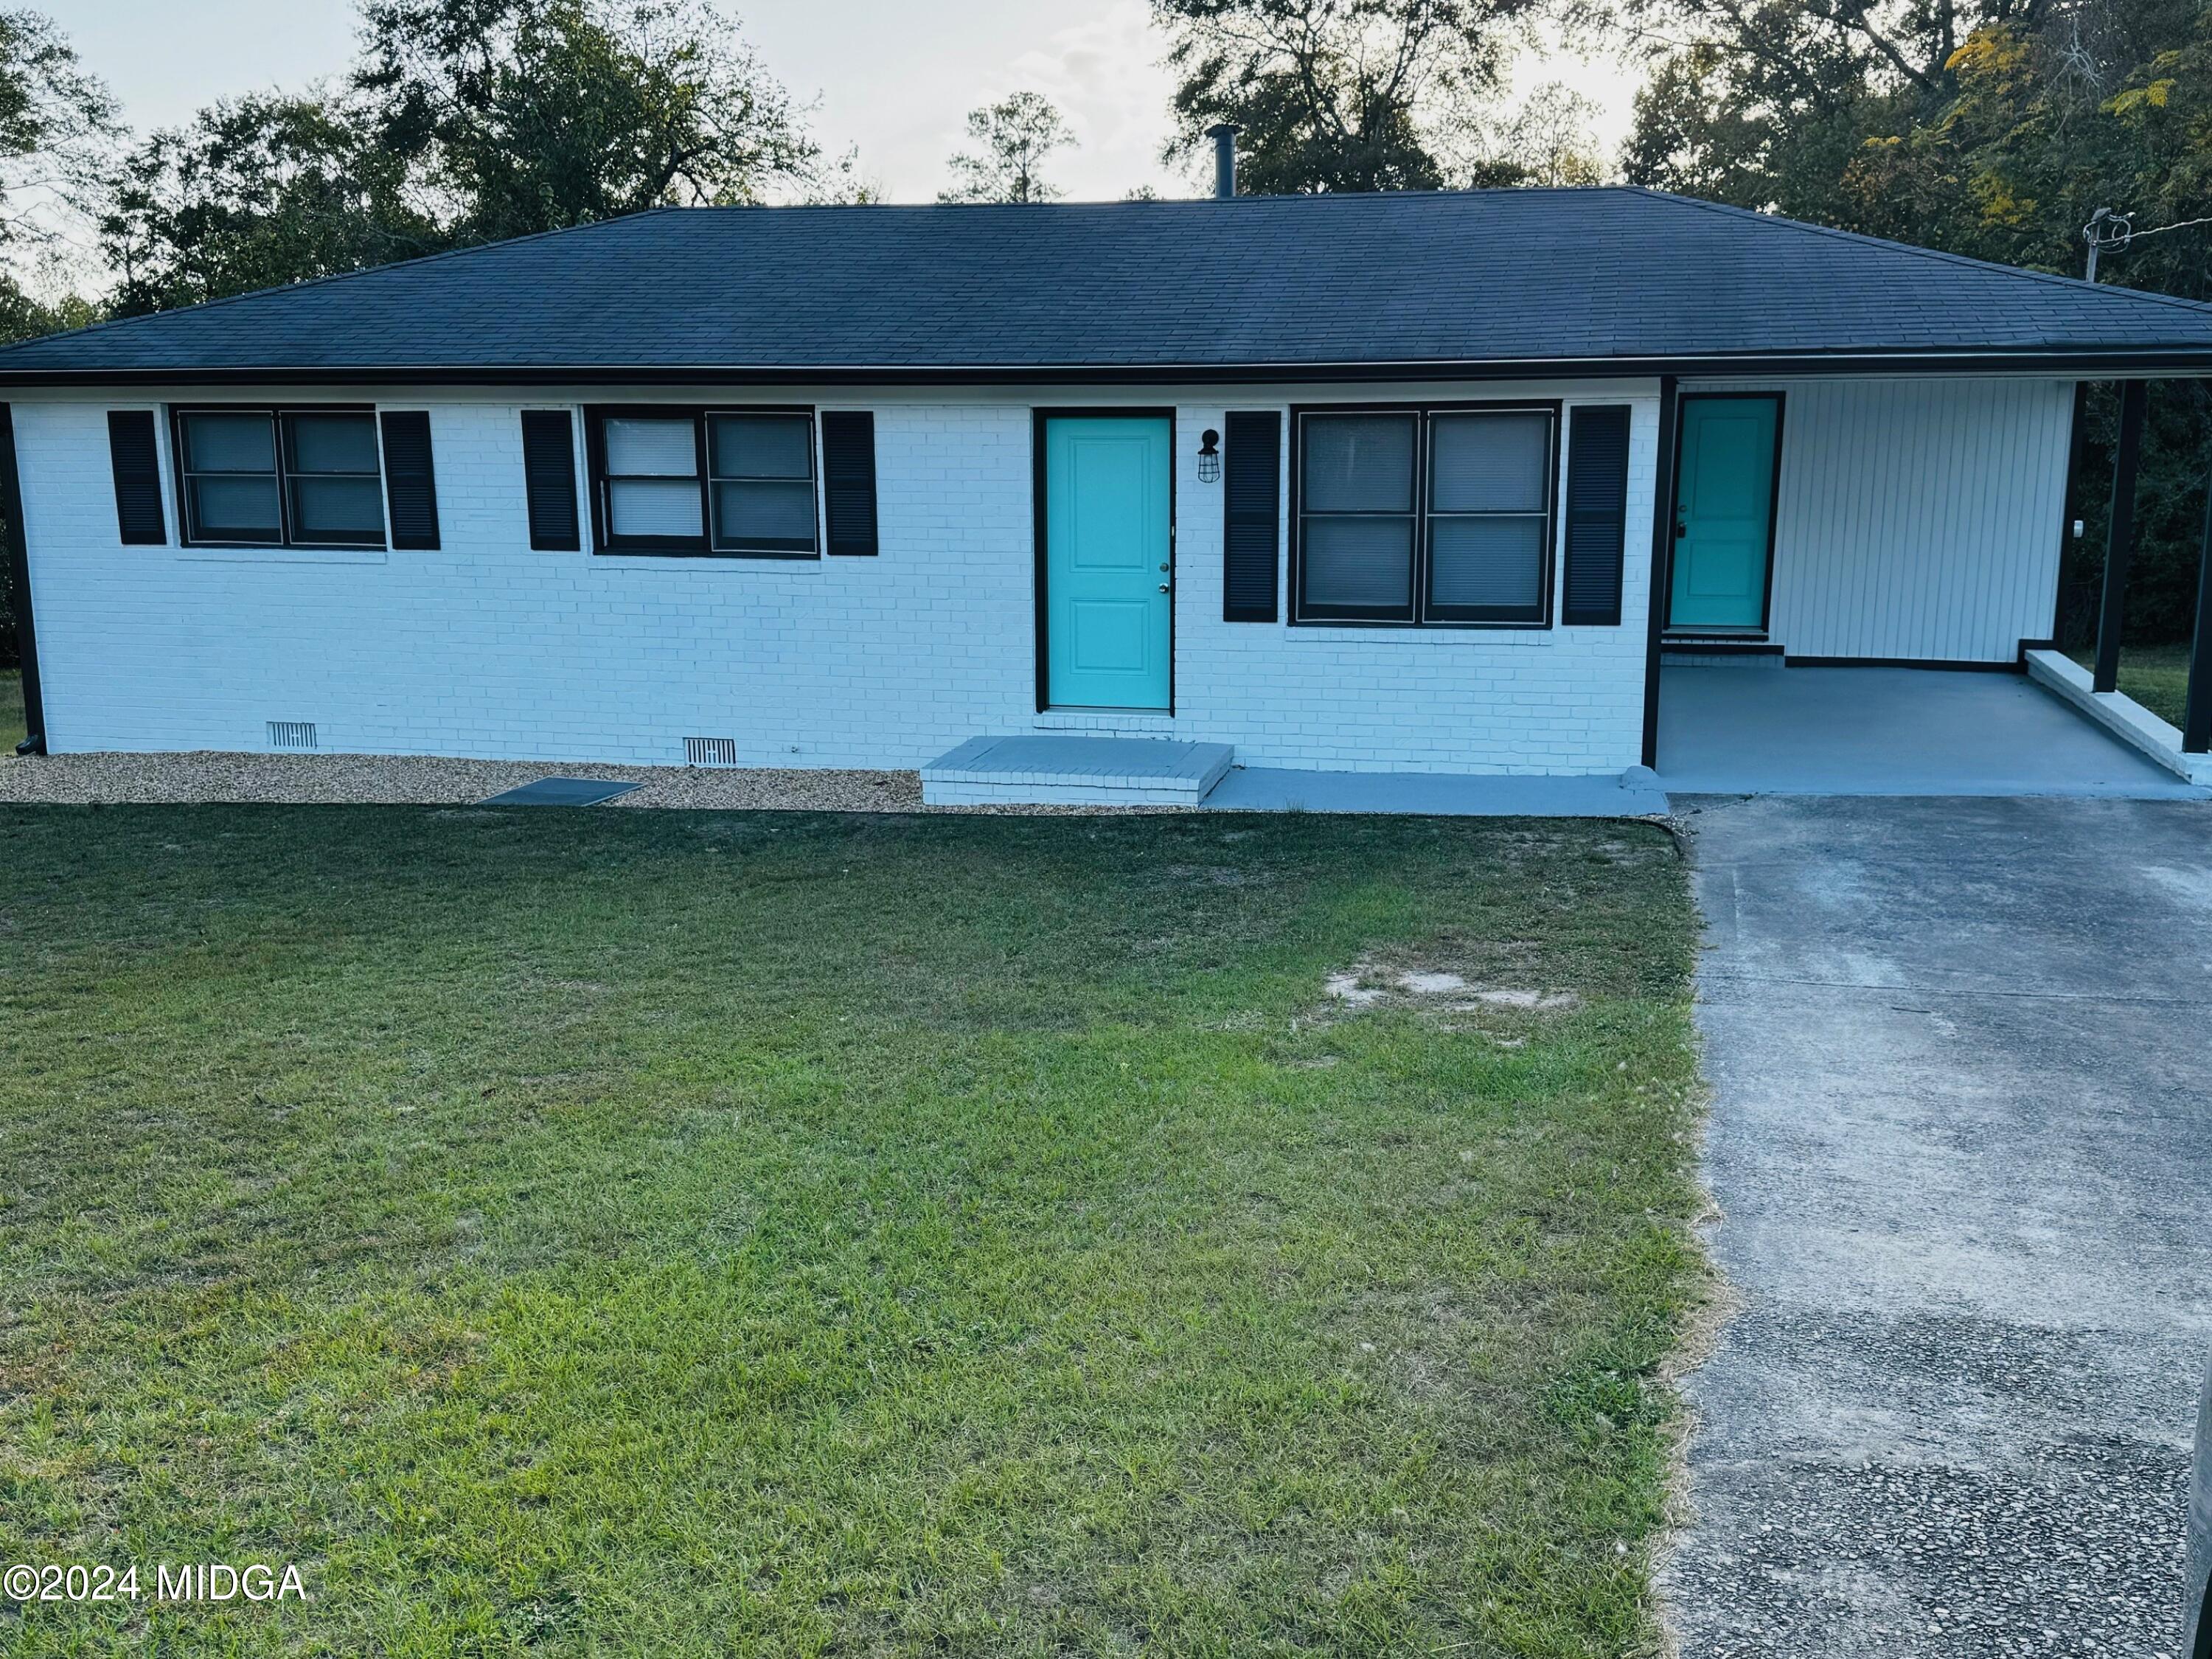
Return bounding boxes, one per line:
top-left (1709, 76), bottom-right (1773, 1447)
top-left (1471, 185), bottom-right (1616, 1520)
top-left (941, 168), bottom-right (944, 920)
top-left (1208, 122), bottom-right (1240, 200)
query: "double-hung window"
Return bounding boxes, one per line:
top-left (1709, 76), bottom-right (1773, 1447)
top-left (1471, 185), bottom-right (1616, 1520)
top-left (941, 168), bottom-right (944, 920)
top-left (588, 407), bottom-right (819, 557)
top-left (1295, 404), bottom-right (1558, 626)
top-left (174, 407), bottom-right (387, 549)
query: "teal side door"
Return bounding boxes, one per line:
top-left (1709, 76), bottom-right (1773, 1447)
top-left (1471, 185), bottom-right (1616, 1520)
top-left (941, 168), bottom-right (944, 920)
top-left (1043, 416), bottom-right (1172, 709)
top-left (1669, 396), bottom-right (1780, 632)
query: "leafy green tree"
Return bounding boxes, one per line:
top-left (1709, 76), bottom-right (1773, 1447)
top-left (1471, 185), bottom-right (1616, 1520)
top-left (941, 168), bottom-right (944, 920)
top-left (939, 91), bottom-right (1076, 204)
top-left (1455, 80), bottom-right (1610, 186)
top-left (100, 0), bottom-right (818, 315)
top-left (103, 94), bottom-right (436, 316)
top-left (0, 7), bottom-right (116, 667)
top-left (355, 0), bottom-right (816, 243)
top-left (1152, 0), bottom-right (1540, 193)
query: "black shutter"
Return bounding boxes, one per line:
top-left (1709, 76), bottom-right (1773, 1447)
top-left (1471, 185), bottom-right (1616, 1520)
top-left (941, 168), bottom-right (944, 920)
top-left (1562, 405), bottom-right (1631, 626)
top-left (107, 411), bottom-right (165, 546)
top-left (820, 410), bottom-right (877, 556)
top-left (521, 409), bottom-right (580, 551)
top-left (379, 410), bottom-right (439, 550)
top-left (1222, 411), bottom-right (1280, 622)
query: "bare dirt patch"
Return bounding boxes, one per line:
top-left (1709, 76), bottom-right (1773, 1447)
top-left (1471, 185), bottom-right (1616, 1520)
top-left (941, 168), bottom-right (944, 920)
top-left (1323, 958), bottom-right (1581, 1018)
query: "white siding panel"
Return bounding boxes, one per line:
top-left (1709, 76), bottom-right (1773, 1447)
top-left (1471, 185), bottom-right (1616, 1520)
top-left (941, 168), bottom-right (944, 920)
top-left (1688, 378), bottom-right (2072, 662)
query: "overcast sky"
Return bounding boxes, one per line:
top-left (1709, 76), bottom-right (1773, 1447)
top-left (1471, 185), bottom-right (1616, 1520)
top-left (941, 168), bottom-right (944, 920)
top-left (46, 0), bottom-right (1639, 205)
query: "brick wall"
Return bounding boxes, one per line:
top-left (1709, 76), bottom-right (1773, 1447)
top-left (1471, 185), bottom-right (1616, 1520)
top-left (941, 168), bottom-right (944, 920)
top-left (15, 380), bottom-right (1660, 775)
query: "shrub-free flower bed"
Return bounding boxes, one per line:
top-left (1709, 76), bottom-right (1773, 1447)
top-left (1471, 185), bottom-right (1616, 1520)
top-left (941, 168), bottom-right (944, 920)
top-left (0, 807), bottom-right (1703, 1656)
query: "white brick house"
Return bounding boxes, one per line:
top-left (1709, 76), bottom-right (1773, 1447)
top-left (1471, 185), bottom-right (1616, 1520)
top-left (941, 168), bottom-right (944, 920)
top-left (4, 187), bottom-right (2210, 801)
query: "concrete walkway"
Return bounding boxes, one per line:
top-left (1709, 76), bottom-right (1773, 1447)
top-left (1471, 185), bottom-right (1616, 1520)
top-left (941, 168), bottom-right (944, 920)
top-left (1666, 796), bottom-right (2212, 1658)
top-left (1658, 666), bottom-right (2207, 798)
top-left (1206, 765), bottom-right (1669, 815)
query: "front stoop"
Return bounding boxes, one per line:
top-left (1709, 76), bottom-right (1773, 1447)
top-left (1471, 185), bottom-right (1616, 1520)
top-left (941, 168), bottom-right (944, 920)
top-left (2025, 650), bottom-right (2212, 786)
top-left (922, 734), bottom-right (1235, 806)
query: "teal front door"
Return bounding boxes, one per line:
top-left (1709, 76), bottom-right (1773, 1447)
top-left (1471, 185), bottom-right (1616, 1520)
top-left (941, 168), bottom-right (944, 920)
top-left (1043, 415), bottom-right (1172, 709)
top-left (1669, 395), bottom-right (1780, 632)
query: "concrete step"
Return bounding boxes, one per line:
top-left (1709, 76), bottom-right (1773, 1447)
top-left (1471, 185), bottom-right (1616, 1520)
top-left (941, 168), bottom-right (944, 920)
top-left (922, 734), bottom-right (1234, 806)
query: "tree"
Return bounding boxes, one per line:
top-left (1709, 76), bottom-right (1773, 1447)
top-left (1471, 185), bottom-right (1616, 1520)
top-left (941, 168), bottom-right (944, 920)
top-left (1454, 80), bottom-right (1610, 186)
top-left (355, 0), bottom-right (817, 242)
top-left (939, 91), bottom-right (1075, 204)
top-left (100, 0), bottom-right (820, 314)
top-left (0, 7), bottom-right (116, 669)
top-left (102, 94), bottom-right (437, 316)
top-left (1152, 0), bottom-right (1541, 193)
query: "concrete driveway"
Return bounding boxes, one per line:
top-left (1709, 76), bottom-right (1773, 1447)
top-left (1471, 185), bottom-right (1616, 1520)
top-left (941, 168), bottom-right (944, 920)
top-left (1664, 796), bottom-right (2212, 1658)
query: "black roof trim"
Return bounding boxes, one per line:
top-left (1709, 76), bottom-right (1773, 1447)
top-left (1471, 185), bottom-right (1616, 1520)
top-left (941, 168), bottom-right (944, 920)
top-left (4, 347), bottom-right (2210, 390)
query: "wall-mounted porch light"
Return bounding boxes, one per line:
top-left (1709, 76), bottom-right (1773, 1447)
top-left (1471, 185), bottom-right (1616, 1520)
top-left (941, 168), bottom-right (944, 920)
top-left (1197, 428), bottom-right (1221, 484)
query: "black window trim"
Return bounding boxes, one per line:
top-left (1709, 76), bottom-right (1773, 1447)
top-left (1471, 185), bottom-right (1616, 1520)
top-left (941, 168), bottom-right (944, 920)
top-left (583, 403), bottom-right (821, 559)
top-left (170, 403), bottom-right (389, 552)
top-left (1290, 398), bottom-right (1562, 630)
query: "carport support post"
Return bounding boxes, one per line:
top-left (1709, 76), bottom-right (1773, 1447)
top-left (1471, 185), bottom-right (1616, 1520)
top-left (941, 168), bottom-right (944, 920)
top-left (2093, 379), bottom-right (2148, 694)
top-left (1640, 375), bottom-right (1680, 770)
top-left (2183, 465), bottom-right (2212, 753)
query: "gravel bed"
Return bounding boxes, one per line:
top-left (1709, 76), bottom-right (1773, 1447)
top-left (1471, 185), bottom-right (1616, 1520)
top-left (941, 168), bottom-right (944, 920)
top-left (0, 750), bottom-right (1182, 813)
top-left (0, 750), bottom-right (933, 810)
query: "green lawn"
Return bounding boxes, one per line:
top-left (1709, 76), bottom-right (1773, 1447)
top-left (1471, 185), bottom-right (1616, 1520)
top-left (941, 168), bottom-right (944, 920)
top-left (2067, 642), bottom-right (2194, 726)
top-left (0, 806), bottom-right (1704, 1657)
top-left (1, 669), bottom-right (21, 752)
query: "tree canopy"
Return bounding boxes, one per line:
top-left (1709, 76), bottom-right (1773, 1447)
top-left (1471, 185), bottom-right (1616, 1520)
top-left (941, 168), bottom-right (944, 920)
top-left (100, 0), bottom-right (815, 316)
top-left (1151, 0), bottom-right (1543, 192)
top-left (939, 91), bottom-right (1076, 204)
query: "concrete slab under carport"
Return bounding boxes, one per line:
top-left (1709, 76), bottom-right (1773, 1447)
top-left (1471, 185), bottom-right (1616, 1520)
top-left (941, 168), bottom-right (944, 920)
top-left (1656, 664), bottom-right (2210, 799)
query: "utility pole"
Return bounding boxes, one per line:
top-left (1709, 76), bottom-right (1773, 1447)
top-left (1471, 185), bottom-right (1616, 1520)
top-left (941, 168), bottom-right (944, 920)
top-left (2084, 207), bottom-right (2142, 281)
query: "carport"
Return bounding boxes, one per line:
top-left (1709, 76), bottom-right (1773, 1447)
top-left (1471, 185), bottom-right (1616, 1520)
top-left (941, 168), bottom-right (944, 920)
top-left (1636, 364), bottom-right (2212, 798)
top-left (1654, 663), bottom-right (2206, 796)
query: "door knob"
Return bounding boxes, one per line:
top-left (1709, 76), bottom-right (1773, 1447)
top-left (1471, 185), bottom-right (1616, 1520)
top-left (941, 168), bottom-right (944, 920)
top-left (1158, 582), bottom-right (1171, 592)
top-left (1674, 523), bottom-right (1688, 539)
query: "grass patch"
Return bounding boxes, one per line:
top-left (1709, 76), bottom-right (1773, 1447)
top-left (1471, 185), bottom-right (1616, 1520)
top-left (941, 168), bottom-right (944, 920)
top-left (2067, 641), bottom-right (2192, 726)
top-left (0, 807), bottom-right (1704, 1655)
top-left (1, 669), bottom-right (21, 752)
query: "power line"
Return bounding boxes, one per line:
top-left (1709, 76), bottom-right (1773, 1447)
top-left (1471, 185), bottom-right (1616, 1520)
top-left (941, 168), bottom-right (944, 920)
top-left (2083, 206), bottom-right (2212, 279)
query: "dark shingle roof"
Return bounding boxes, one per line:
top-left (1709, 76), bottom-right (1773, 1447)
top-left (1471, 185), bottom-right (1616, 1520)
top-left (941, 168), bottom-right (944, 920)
top-left (8, 187), bottom-right (2212, 381)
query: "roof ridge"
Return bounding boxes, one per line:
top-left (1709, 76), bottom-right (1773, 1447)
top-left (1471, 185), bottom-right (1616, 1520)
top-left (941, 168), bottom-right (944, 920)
top-left (1624, 186), bottom-right (2212, 318)
top-left (668, 186), bottom-right (1644, 213)
top-left (5, 212), bottom-right (657, 355)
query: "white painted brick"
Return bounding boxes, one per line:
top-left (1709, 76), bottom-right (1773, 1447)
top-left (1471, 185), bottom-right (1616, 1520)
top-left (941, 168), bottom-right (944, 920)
top-left (16, 382), bottom-right (1664, 775)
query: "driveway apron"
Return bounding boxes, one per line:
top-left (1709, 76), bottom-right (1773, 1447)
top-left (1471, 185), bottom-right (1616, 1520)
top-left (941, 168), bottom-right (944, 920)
top-left (1663, 796), bottom-right (2212, 1658)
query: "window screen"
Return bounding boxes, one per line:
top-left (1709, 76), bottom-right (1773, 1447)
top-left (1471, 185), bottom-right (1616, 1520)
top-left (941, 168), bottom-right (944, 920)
top-left (709, 412), bottom-right (815, 552)
top-left (1299, 414), bottom-right (1417, 619)
top-left (284, 412), bottom-right (385, 546)
top-left (1295, 406), bottom-right (1557, 627)
top-left (179, 411), bottom-right (282, 545)
top-left (1426, 412), bottom-right (1551, 622)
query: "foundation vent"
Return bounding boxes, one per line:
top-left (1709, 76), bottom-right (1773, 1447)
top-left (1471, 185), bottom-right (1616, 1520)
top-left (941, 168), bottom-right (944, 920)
top-left (684, 737), bottom-right (739, 768)
top-left (267, 720), bottom-right (319, 751)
